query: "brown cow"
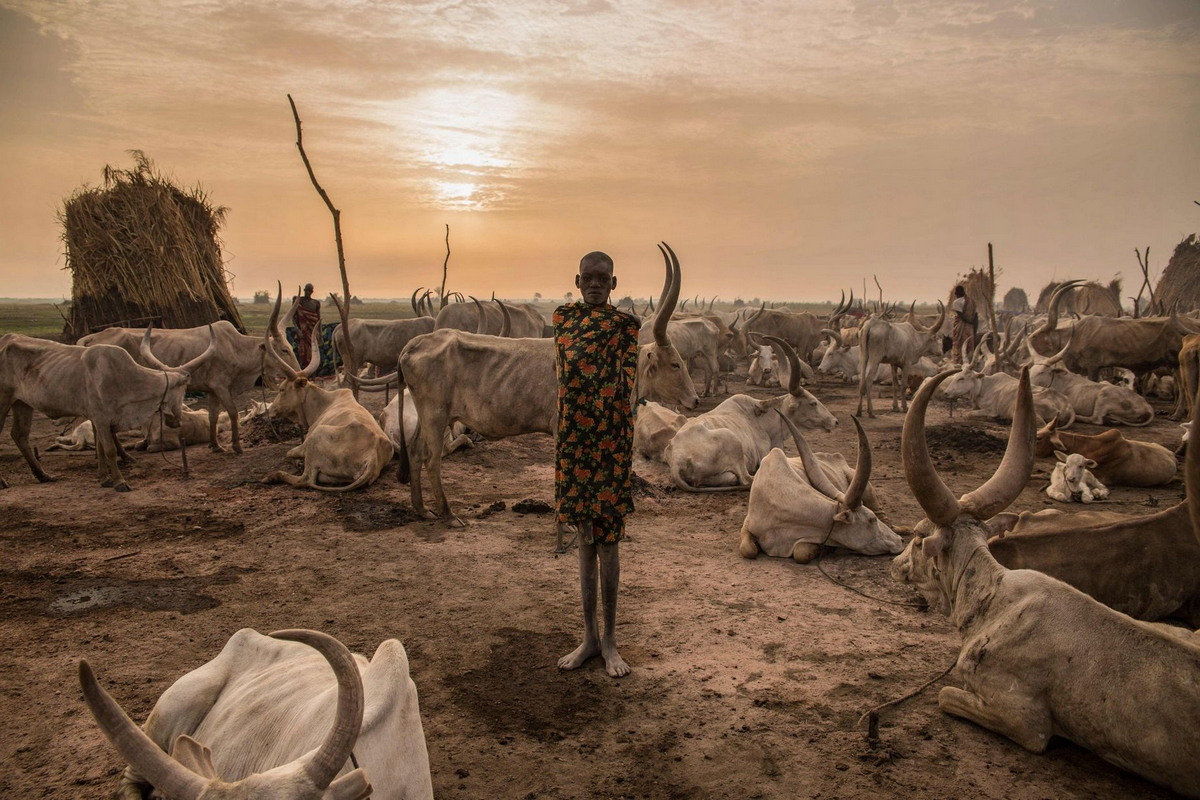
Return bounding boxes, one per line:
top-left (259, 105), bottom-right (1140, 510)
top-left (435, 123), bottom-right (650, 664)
top-left (1033, 419), bottom-right (1176, 487)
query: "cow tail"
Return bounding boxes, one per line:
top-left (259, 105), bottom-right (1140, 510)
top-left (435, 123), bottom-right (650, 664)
top-left (313, 460), bottom-right (380, 493)
top-left (669, 459), bottom-right (751, 493)
top-left (396, 359), bottom-right (411, 484)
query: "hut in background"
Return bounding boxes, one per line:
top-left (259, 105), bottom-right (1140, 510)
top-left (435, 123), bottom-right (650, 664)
top-left (1153, 233), bottom-right (1200, 313)
top-left (59, 152), bottom-right (243, 342)
top-left (1034, 278), bottom-right (1122, 317)
top-left (1001, 287), bottom-right (1030, 314)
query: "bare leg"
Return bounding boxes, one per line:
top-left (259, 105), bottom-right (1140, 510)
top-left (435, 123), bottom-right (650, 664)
top-left (597, 541), bottom-right (629, 677)
top-left (559, 525), bottom-right (601, 671)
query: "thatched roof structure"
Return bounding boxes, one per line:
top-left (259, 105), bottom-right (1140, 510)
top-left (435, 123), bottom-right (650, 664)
top-left (1153, 233), bottom-right (1200, 313)
top-left (953, 267), bottom-right (995, 331)
top-left (59, 152), bottom-right (244, 341)
top-left (1001, 287), bottom-right (1030, 314)
top-left (1034, 278), bottom-right (1122, 317)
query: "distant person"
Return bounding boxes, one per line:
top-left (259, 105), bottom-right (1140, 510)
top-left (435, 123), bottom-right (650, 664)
top-left (291, 283), bottom-right (322, 367)
top-left (951, 284), bottom-right (977, 364)
top-left (553, 251), bottom-right (641, 678)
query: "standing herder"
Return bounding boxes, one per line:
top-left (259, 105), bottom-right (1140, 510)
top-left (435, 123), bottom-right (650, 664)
top-left (950, 284), bottom-right (978, 364)
top-left (554, 251), bottom-right (642, 678)
top-left (292, 283), bottom-right (322, 368)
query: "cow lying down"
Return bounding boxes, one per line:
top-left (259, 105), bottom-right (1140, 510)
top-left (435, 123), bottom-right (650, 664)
top-left (633, 400), bottom-right (687, 461)
top-left (377, 389), bottom-right (473, 458)
top-left (45, 420), bottom-right (98, 451)
top-left (739, 411), bottom-right (900, 563)
top-left (80, 628), bottom-right (433, 800)
top-left (1045, 451), bottom-right (1108, 503)
top-left (890, 368), bottom-right (1200, 798)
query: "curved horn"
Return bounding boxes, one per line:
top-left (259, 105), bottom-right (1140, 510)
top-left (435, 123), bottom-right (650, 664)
top-left (269, 630), bottom-right (364, 792)
top-left (902, 369), bottom-right (962, 527)
top-left (907, 301), bottom-right (924, 332)
top-left (842, 415), bottom-right (871, 510)
top-left (652, 242), bottom-right (682, 347)
top-left (1044, 326), bottom-right (1074, 366)
top-left (820, 328), bottom-right (844, 349)
top-left (763, 335), bottom-right (803, 395)
top-left (345, 371), bottom-right (399, 388)
top-left (494, 298), bottom-right (512, 337)
top-left (959, 367), bottom-right (1036, 519)
top-left (421, 289), bottom-right (435, 318)
top-left (176, 324), bottom-right (219, 374)
top-left (647, 295), bottom-right (655, 313)
top-left (1041, 279), bottom-right (1083, 333)
top-left (268, 281), bottom-right (286, 339)
top-left (929, 300), bottom-right (947, 338)
top-left (80, 660), bottom-right (207, 800)
top-left (709, 295), bottom-right (717, 310)
top-left (470, 296), bottom-right (487, 334)
top-left (410, 287), bottom-right (424, 316)
top-left (680, 298), bottom-right (690, 313)
top-left (300, 324), bottom-right (322, 377)
top-left (776, 410), bottom-right (844, 501)
top-left (264, 317), bottom-right (300, 382)
top-left (139, 324), bottom-right (171, 371)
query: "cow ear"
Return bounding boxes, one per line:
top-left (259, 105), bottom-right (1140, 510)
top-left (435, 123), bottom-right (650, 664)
top-left (169, 734), bottom-right (218, 779)
top-left (920, 528), bottom-right (948, 559)
top-left (1053, 450), bottom-right (1068, 462)
top-left (751, 399), bottom-right (769, 416)
top-left (328, 768), bottom-right (373, 800)
top-left (833, 507), bottom-right (852, 523)
top-left (1084, 458), bottom-right (1097, 469)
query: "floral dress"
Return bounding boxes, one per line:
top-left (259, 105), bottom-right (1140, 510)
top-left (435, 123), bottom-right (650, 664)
top-left (553, 302), bottom-right (641, 544)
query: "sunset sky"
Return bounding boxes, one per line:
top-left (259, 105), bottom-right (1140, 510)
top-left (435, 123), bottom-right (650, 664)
top-left (2, 0), bottom-right (1198, 304)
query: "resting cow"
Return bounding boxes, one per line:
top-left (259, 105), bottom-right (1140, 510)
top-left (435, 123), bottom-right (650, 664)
top-left (739, 412), bottom-right (899, 563)
top-left (261, 327), bottom-right (393, 492)
top-left (81, 628), bottom-right (432, 800)
top-left (939, 363), bottom-right (1075, 428)
top-left (665, 337), bottom-right (836, 491)
top-left (1045, 451), bottom-right (1108, 503)
top-left (1027, 332), bottom-right (1154, 426)
top-left (633, 400), bottom-right (687, 461)
top-left (889, 367), bottom-right (1200, 798)
top-left (1034, 419), bottom-right (1176, 487)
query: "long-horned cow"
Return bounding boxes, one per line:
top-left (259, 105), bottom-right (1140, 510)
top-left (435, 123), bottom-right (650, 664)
top-left (1, 328), bottom-right (215, 491)
top-left (664, 337), bottom-right (836, 491)
top-left (261, 327), bottom-right (393, 491)
top-left (939, 363), bottom-right (1076, 428)
top-left (80, 286), bottom-right (302, 453)
top-left (81, 628), bottom-right (433, 800)
top-left (395, 242), bottom-right (700, 524)
top-left (1027, 332), bottom-right (1154, 426)
top-left (889, 368), bottom-right (1200, 797)
top-left (738, 412), bottom-right (899, 562)
top-left (1034, 419), bottom-right (1176, 487)
top-left (435, 296), bottom-right (546, 338)
top-left (856, 303), bottom-right (947, 417)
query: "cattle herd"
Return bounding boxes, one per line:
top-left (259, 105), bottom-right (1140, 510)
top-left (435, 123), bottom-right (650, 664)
top-left (2, 246), bottom-right (1200, 798)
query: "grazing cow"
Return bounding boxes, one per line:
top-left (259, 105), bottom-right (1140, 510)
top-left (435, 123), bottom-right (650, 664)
top-left (856, 303), bottom-right (946, 417)
top-left (80, 287), bottom-right (301, 453)
top-left (939, 364), bottom-right (1076, 428)
top-left (1029, 279), bottom-right (1200, 380)
top-left (1034, 419), bottom-right (1176, 487)
top-left (81, 628), bottom-right (432, 800)
top-left (739, 412), bottom-right (899, 563)
top-left (633, 401), bottom-right (687, 461)
top-left (890, 368), bottom-right (1200, 797)
top-left (46, 420), bottom-right (96, 452)
top-left (261, 328), bottom-right (393, 492)
top-left (664, 338), bottom-right (836, 491)
top-left (1, 329), bottom-right (215, 491)
top-left (1027, 333), bottom-right (1154, 426)
top-left (1045, 451), bottom-right (1109, 503)
top-left (397, 242), bottom-right (700, 524)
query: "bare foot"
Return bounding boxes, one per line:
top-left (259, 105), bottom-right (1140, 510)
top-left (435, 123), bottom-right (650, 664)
top-left (601, 642), bottom-right (630, 678)
top-left (558, 641), bottom-right (599, 670)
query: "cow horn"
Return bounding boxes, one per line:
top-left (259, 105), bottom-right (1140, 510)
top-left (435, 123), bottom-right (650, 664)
top-left (680, 298), bottom-right (690, 312)
top-left (820, 328), bottom-right (844, 349)
top-left (281, 290), bottom-right (300, 332)
top-left (345, 371), bottom-right (398, 389)
top-left (269, 630), bottom-right (365, 791)
top-left (264, 316), bottom-right (301, 382)
top-left (652, 242), bottom-right (682, 347)
top-left (139, 324), bottom-right (171, 371)
top-left (906, 301), bottom-right (924, 332)
top-left (79, 660), bottom-right (207, 800)
top-left (929, 300), bottom-right (947, 338)
top-left (421, 289), bottom-right (435, 318)
top-left (268, 281), bottom-right (286, 339)
top-left (960, 367), bottom-right (1036, 520)
top-left (841, 416), bottom-right (871, 509)
top-left (470, 296), bottom-right (487, 334)
top-left (709, 295), bottom-right (717, 310)
top-left (746, 302), bottom-right (766, 326)
top-left (410, 287), bottom-right (424, 316)
top-left (763, 336), bottom-right (804, 395)
top-left (776, 410), bottom-right (844, 501)
top-left (300, 323), bottom-right (322, 377)
top-left (176, 324), bottom-right (219, 375)
top-left (902, 369), bottom-right (963, 527)
top-left (1041, 279), bottom-right (1084, 334)
top-left (495, 298), bottom-right (512, 337)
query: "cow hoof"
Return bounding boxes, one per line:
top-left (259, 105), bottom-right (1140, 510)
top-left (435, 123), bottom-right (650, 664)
top-left (100, 478), bottom-right (113, 488)
top-left (210, 444), bottom-right (226, 454)
top-left (35, 474), bottom-right (56, 484)
top-left (792, 542), bottom-right (822, 563)
top-left (448, 515), bottom-right (466, 528)
top-left (232, 445), bottom-right (243, 455)
top-left (115, 483), bottom-right (132, 493)
top-left (0, 478), bottom-right (8, 489)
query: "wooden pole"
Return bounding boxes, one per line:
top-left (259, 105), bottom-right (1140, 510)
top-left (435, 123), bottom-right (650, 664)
top-left (440, 224), bottom-right (451, 309)
top-left (987, 243), bottom-right (999, 362)
top-left (287, 94), bottom-right (359, 396)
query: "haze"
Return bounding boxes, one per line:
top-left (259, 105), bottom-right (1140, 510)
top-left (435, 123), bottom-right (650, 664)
top-left (2, 0), bottom-right (1198, 305)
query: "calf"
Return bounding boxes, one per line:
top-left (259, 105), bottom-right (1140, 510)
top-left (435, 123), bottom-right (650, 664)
top-left (1045, 451), bottom-right (1108, 503)
top-left (1034, 420), bottom-right (1176, 487)
top-left (890, 368), bottom-right (1200, 798)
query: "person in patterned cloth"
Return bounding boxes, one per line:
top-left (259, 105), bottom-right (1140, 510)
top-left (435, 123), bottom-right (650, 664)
top-left (554, 251), bottom-right (641, 678)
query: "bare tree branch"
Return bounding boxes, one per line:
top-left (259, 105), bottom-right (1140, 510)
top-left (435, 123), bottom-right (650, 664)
top-left (440, 224), bottom-right (451, 309)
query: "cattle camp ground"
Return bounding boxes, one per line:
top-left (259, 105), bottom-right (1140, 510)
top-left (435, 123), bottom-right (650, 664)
top-left (0, 297), bottom-right (1191, 799)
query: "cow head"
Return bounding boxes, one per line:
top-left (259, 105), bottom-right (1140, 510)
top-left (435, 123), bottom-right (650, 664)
top-left (760, 336), bottom-right (835, 432)
top-left (938, 363), bottom-right (982, 404)
top-left (1053, 451), bottom-right (1100, 502)
top-left (890, 367), bottom-right (1036, 615)
top-left (637, 242), bottom-right (700, 410)
top-left (264, 317), bottom-right (324, 425)
top-left (816, 328), bottom-right (856, 378)
top-left (137, 324), bottom-right (219, 429)
top-left (1026, 327), bottom-right (1074, 388)
top-left (80, 629), bottom-right (373, 800)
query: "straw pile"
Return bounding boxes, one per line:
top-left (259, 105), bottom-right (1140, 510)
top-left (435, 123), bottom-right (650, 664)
top-left (59, 152), bottom-right (244, 341)
top-left (1001, 287), bottom-right (1030, 314)
top-left (1153, 233), bottom-right (1200, 313)
top-left (1034, 278), bottom-right (1122, 317)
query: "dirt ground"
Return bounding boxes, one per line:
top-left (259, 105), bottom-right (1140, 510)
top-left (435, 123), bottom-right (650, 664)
top-left (0, 371), bottom-right (1189, 799)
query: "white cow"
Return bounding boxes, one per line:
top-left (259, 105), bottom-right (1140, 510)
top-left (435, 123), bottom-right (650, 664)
top-left (633, 401), bottom-right (687, 461)
top-left (1045, 451), bottom-right (1109, 503)
top-left (739, 413), bottom-right (900, 563)
top-left (81, 628), bottom-right (432, 800)
top-left (46, 420), bottom-right (96, 451)
top-left (376, 388), bottom-right (473, 458)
